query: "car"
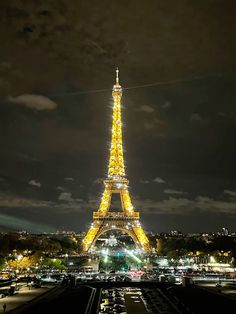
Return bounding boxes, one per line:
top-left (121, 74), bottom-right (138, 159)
top-left (8, 286), bottom-right (17, 296)
top-left (40, 276), bottom-right (57, 283)
top-left (114, 298), bottom-right (125, 305)
top-left (114, 304), bottom-right (126, 310)
top-left (32, 280), bottom-right (42, 288)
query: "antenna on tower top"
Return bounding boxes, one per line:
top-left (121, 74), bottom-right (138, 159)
top-left (116, 67), bottom-right (119, 85)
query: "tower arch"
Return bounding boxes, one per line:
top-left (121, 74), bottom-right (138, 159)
top-left (92, 227), bottom-right (141, 249)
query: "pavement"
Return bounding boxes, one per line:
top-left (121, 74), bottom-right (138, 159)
top-left (0, 285), bottom-right (54, 313)
top-left (170, 285), bottom-right (236, 313)
top-left (197, 282), bottom-right (236, 300)
top-left (12, 286), bottom-right (94, 314)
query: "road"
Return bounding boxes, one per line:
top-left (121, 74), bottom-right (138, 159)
top-left (124, 287), bottom-right (149, 313)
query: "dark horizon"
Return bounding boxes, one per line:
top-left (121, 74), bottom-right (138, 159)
top-left (0, 213), bottom-right (235, 235)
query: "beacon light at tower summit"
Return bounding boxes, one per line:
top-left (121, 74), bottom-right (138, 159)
top-left (83, 69), bottom-right (150, 252)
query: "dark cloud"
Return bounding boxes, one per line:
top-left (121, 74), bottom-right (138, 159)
top-left (190, 113), bottom-right (204, 122)
top-left (0, 193), bottom-right (51, 208)
top-left (136, 195), bottom-right (236, 216)
top-left (7, 94), bottom-right (57, 111)
top-left (64, 177), bottom-right (74, 181)
top-left (163, 189), bottom-right (186, 195)
top-left (140, 180), bottom-right (150, 184)
top-left (138, 105), bottom-right (155, 113)
top-left (153, 178), bottom-right (166, 184)
top-left (224, 189), bottom-right (236, 198)
top-left (0, 0), bottom-right (235, 95)
top-left (0, 0), bottom-right (236, 232)
top-left (28, 179), bottom-right (41, 188)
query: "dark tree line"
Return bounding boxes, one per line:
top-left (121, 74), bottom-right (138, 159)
top-left (0, 233), bottom-right (80, 257)
top-left (156, 236), bottom-right (236, 264)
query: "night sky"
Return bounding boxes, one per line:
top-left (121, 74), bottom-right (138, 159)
top-left (0, 0), bottom-right (236, 233)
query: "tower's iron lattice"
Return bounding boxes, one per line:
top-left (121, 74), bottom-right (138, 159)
top-left (83, 69), bottom-right (150, 252)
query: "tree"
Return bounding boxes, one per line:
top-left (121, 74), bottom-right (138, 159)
top-left (41, 258), bottom-right (65, 270)
top-left (0, 257), bottom-right (6, 271)
top-left (7, 256), bottom-right (31, 271)
top-left (0, 235), bottom-right (10, 256)
top-left (156, 238), bottom-right (163, 254)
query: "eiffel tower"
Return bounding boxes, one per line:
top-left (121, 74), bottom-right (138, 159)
top-left (83, 69), bottom-right (150, 252)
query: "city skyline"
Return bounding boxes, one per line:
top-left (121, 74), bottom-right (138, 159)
top-left (0, 1), bottom-right (236, 233)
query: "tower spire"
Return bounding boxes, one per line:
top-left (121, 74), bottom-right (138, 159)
top-left (116, 67), bottom-right (119, 85)
top-left (108, 68), bottom-right (125, 178)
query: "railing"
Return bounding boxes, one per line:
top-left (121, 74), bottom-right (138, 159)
top-left (84, 286), bottom-right (96, 314)
top-left (93, 212), bottom-right (139, 219)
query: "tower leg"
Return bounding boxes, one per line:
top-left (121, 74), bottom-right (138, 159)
top-left (132, 226), bottom-right (151, 252)
top-left (83, 223), bottom-right (101, 252)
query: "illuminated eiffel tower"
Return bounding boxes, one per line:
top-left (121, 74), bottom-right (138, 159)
top-left (83, 69), bottom-right (150, 252)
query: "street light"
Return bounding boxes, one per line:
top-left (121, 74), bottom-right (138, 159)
top-left (64, 254), bottom-right (69, 267)
top-left (15, 254), bottom-right (23, 290)
top-left (16, 254), bottom-right (23, 272)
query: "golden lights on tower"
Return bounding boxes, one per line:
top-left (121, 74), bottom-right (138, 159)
top-left (83, 69), bottom-right (150, 252)
top-left (108, 67), bottom-right (125, 178)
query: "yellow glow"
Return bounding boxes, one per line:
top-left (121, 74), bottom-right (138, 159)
top-left (210, 255), bottom-right (216, 263)
top-left (82, 70), bottom-right (150, 253)
top-left (82, 226), bottom-right (99, 251)
top-left (133, 227), bottom-right (150, 251)
top-left (108, 87), bottom-right (125, 177)
top-left (98, 189), bottom-right (111, 214)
